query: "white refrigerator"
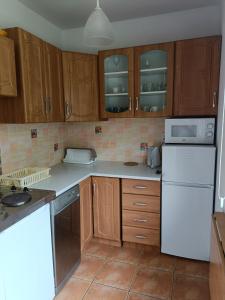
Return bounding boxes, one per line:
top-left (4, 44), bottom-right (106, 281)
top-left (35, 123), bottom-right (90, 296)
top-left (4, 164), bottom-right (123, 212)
top-left (161, 144), bottom-right (216, 261)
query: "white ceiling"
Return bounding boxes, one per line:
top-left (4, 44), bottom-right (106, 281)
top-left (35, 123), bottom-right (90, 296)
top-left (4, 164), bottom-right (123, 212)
top-left (18, 0), bottom-right (220, 29)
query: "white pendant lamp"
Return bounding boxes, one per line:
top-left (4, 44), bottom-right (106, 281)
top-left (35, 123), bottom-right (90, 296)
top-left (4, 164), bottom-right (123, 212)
top-left (83, 0), bottom-right (113, 47)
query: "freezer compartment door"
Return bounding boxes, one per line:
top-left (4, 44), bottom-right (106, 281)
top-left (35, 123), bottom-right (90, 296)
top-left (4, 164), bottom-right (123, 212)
top-left (162, 145), bottom-right (216, 185)
top-left (161, 182), bottom-right (213, 261)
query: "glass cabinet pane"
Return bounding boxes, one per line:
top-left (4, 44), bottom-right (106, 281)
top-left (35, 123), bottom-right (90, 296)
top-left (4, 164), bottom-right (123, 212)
top-left (139, 50), bottom-right (168, 113)
top-left (104, 55), bottom-right (130, 113)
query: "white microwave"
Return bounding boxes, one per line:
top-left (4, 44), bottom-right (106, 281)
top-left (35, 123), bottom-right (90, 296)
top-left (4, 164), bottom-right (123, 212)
top-left (165, 118), bottom-right (215, 144)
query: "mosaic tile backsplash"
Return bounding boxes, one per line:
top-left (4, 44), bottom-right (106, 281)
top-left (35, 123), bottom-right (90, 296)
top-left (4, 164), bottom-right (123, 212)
top-left (65, 118), bottom-right (165, 163)
top-left (0, 123), bottom-right (65, 174)
top-left (0, 119), bottom-right (165, 174)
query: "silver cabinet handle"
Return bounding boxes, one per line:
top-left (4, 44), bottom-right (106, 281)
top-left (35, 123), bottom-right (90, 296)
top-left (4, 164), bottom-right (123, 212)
top-left (135, 235), bottom-right (147, 239)
top-left (129, 96), bottom-right (132, 111)
top-left (65, 102), bottom-right (72, 120)
top-left (213, 91), bottom-right (217, 108)
top-left (134, 185), bottom-right (147, 189)
top-left (136, 97), bottom-right (139, 111)
top-left (93, 183), bottom-right (96, 194)
top-left (133, 202), bottom-right (147, 206)
top-left (134, 219), bottom-right (147, 223)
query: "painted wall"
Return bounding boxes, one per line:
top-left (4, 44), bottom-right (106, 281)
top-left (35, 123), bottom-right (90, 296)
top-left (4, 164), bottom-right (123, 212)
top-left (215, 0), bottom-right (225, 212)
top-left (61, 5), bottom-right (221, 53)
top-left (65, 118), bottom-right (165, 163)
top-left (0, 0), bottom-right (62, 47)
top-left (0, 123), bottom-right (65, 174)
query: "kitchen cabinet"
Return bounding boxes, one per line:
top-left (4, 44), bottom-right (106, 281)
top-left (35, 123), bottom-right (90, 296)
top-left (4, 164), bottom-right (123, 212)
top-left (0, 27), bottom-right (64, 123)
top-left (210, 214), bottom-right (225, 300)
top-left (99, 43), bottom-right (174, 118)
top-left (174, 36), bottom-right (221, 116)
top-left (122, 179), bottom-right (160, 246)
top-left (80, 177), bottom-right (93, 251)
top-left (62, 51), bottom-right (99, 122)
top-left (99, 48), bottom-right (134, 118)
top-left (0, 36), bottom-right (17, 97)
top-left (92, 176), bottom-right (121, 243)
top-left (0, 204), bottom-right (55, 300)
top-left (134, 43), bottom-right (174, 117)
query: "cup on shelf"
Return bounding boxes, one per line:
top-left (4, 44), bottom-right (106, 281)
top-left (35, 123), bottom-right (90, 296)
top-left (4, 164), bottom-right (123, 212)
top-left (150, 106), bottom-right (159, 112)
top-left (143, 105), bottom-right (150, 112)
top-left (112, 87), bottom-right (119, 94)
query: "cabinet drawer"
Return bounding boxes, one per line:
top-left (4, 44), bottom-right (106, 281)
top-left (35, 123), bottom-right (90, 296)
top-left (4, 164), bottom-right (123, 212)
top-left (122, 194), bottom-right (160, 213)
top-left (123, 210), bottom-right (160, 229)
top-left (122, 179), bottom-right (160, 196)
top-left (123, 226), bottom-right (160, 246)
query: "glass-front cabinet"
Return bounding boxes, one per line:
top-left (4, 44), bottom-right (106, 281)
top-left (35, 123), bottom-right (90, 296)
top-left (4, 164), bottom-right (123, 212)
top-left (99, 43), bottom-right (174, 118)
top-left (99, 48), bottom-right (134, 118)
top-left (134, 43), bottom-right (174, 117)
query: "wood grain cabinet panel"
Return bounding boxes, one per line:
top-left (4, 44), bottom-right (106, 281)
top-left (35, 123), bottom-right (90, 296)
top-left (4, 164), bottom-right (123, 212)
top-left (80, 177), bottom-right (93, 252)
top-left (210, 217), bottom-right (225, 300)
top-left (123, 226), bottom-right (160, 246)
top-left (123, 210), bottom-right (160, 229)
top-left (62, 52), bottom-right (99, 122)
top-left (122, 194), bottom-right (160, 213)
top-left (92, 177), bottom-right (120, 242)
top-left (0, 36), bottom-right (17, 97)
top-left (122, 179), bottom-right (160, 196)
top-left (174, 36), bottom-right (221, 116)
top-left (0, 27), bottom-right (64, 123)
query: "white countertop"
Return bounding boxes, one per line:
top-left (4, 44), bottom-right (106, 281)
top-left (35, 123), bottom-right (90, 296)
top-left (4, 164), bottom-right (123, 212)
top-left (31, 161), bottom-right (161, 196)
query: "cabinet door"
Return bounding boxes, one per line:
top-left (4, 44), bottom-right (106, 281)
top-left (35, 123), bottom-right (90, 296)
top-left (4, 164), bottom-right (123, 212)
top-left (92, 177), bottom-right (120, 242)
top-left (99, 48), bottom-right (134, 118)
top-left (134, 43), bottom-right (174, 117)
top-left (174, 36), bottom-right (221, 116)
top-left (210, 219), bottom-right (225, 300)
top-left (62, 52), bottom-right (99, 122)
top-left (20, 30), bottom-right (46, 122)
top-left (43, 42), bottom-right (64, 122)
top-left (0, 37), bottom-right (17, 97)
top-left (0, 204), bottom-right (55, 300)
top-left (80, 177), bottom-right (93, 251)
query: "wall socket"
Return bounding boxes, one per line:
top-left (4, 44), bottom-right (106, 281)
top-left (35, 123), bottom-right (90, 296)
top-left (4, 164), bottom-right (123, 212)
top-left (54, 143), bottom-right (59, 152)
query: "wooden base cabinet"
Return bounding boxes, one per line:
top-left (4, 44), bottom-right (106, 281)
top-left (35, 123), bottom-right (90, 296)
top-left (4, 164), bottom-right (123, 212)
top-left (122, 179), bottom-right (160, 246)
top-left (210, 214), bottom-right (225, 300)
top-left (80, 177), bottom-right (93, 251)
top-left (0, 36), bottom-right (17, 97)
top-left (174, 36), bottom-right (221, 116)
top-left (0, 27), bottom-right (64, 123)
top-left (92, 177), bottom-right (121, 243)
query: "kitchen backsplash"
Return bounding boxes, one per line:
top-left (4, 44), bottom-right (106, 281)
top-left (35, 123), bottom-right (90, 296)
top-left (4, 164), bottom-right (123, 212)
top-left (0, 123), bottom-right (65, 174)
top-left (0, 119), bottom-right (164, 174)
top-left (65, 118), bottom-right (165, 163)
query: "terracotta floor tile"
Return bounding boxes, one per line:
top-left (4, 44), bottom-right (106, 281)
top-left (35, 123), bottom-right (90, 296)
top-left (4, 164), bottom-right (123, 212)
top-left (128, 292), bottom-right (159, 300)
top-left (139, 248), bottom-right (176, 272)
top-left (172, 274), bottom-right (210, 300)
top-left (84, 240), bottom-right (115, 259)
top-left (83, 283), bottom-right (128, 300)
top-left (131, 268), bottom-right (173, 299)
top-left (72, 255), bottom-right (106, 280)
top-left (94, 260), bottom-right (137, 290)
top-left (55, 277), bottom-right (91, 300)
top-left (111, 246), bottom-right (143, 265)
top-left (175, 258), bottom-right (209, 279)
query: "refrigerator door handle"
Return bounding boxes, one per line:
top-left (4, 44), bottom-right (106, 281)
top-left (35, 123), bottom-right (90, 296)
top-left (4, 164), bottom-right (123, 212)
top-left (162, 181), bottom-right (214, 190)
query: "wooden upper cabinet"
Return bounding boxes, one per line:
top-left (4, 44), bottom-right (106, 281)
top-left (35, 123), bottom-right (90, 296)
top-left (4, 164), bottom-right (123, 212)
top-left (174, 36), bottom-right (221, 116)
top-left (19, 30), bottom-right (46, 123)
top-left (43, 42), bottom-right (64, 122)
top-left (0, 36), bottom-right (17, 97)
top-left (80, 177), bottom-right (93, 252)
top-left (92, 177), bottom-right (121, 242)
top-left (62, 52), bottom-right (99, 122)
top-left (0, 27), bottom-right (64, 123)
top-left (99, 48), bottom-right (134, 118)
top-left (134, 42), bottom-right (174, 117)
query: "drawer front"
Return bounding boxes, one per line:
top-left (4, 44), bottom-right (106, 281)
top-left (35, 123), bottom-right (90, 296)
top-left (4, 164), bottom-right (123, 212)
top-left (122, 179), bottom-right (160, 196)
top-left (123, 210), bottom-right (160, 229)
top-left (123, 226), bottom-right (160, 246)
top-left (122, 194), bottom-right (160, 213)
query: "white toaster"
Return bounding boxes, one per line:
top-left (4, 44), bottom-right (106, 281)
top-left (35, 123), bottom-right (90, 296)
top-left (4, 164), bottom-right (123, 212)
top-left (63, 148), bottom-right (97, 164)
